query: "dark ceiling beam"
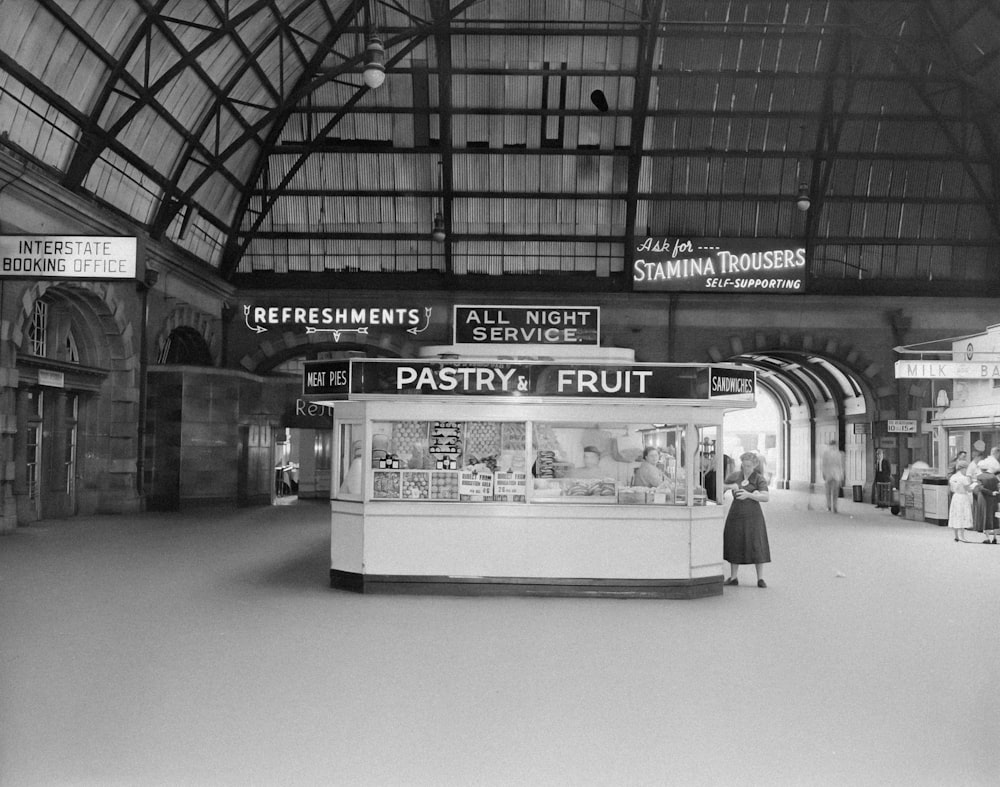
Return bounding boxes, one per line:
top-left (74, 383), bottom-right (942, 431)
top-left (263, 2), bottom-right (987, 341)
top-left (226, 270), bottom-right (1000, 299)
top-left (268, 144), bottom-right (990, 164)
top-left (429, 0), bottom-right (454, 275)
top-left (623, 0), bottom-right (665, 268)
top-left (250, 188), bottom-right (990, 206)
top-left (59, 0), bottom-right (257, 193)
top-left (0, 50), bottom-right (224, 221)
top-left (276, 64), bottom-right (968, 86)
top-left (148, 0), bottom-right (326, 237)
top-left (920, 2), bottom-right (1000, 238)
top-left (219, 0), bottom-right (484, 279)
top-left (281, 105), bottom-right (977, 123)
top-left (241, 230), bottom-right (997, 247)
top-left (803, 4), bottom-right (856, 256)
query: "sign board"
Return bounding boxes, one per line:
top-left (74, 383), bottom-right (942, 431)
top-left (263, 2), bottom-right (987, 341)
top-left (453, 305), bottom-right (599, 345)
top-left (1, 236), bottom-right (137, 279)
top-left (241, 301), bottom-right (433, 341)
top-left (459, 470), bottom-right (494, 499)
top-left (708, 368), bottom-right (756, 401)
top-left (887, 419), bottom-right (917, 434)
top-left (285, 398), bottom-right (334, 429)
top-left (632, 237), bottom-right (806, 293)
top-left (853, 422), bottom-right (871, 435)
top-left (894, 361), bottom-right (1000, 379)
top-left (303, 360), bottom-right (351, 396)
top-left (38, 369), bottom-right (65, 388)
top-left (493, 471), bottom-right (527, 500)
top-left (303, 359), bottom-right (755, 403)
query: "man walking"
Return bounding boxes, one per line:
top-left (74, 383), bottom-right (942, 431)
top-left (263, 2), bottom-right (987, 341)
top-left (822, 440), bottom-right (846, 513)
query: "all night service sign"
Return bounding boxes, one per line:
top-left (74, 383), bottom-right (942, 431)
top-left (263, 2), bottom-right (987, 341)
top-left (632, 237), bottom-right (807, 293)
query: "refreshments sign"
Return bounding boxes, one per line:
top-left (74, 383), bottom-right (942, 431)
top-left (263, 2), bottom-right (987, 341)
top-left (632, 237), bottom-right (806, 293)
top-left (304, 359), bottom-right (756, 402)
top-left (1, 236), bottom-right (137, 279)
top-left (454, 305), bottom-right (600, 345)
top-left (240, 301), bottom-right (433, 340)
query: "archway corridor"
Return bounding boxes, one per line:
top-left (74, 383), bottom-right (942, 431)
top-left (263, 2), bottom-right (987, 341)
top-left (724, 351), bottom-right (876, 494)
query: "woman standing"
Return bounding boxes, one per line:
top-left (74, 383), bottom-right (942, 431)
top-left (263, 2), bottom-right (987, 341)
top-left (723, 452), bottom-right (771, 588)
top-left (947, 459), bottom-right (974, 542)
top-left (972, 469), bottom-right (998, 544)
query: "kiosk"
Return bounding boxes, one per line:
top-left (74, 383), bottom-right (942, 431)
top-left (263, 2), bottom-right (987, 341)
top-left (304, 347), bottom-right (756, 599)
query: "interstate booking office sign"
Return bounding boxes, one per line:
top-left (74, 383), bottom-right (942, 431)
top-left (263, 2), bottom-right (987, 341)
top-left (632, 237), bottom-right (807, 293)
top-left (1, 235), bottom-right (138, 279)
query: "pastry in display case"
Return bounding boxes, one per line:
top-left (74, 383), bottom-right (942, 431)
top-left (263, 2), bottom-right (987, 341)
top-left (367, 419), bottom-right (526, 502)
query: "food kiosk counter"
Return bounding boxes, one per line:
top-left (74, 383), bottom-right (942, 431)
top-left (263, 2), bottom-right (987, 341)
top-left (308, 358), bottom-right (757, 599)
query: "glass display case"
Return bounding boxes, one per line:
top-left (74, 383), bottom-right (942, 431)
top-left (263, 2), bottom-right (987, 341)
top-left (362, 419), bottom-right (528, 502)
top-left (335, 417), bottom-right (712, 506)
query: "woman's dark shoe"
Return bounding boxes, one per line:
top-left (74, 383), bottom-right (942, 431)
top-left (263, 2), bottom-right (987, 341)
top-left (757, 579), bottom-right (767, 588)
top-left (724, 577), bottom-right (738, 586)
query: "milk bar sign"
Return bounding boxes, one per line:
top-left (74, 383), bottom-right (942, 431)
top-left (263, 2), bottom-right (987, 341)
top-left (894, 361), bottom-right (1000, 379)
top-left (887, 420), bottom-right (917, 434)
top-left (454, 305), bottom-right (600, 345)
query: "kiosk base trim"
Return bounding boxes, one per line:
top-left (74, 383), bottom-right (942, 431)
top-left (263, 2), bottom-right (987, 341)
top-left (330, 570), bottom-right (723, 599)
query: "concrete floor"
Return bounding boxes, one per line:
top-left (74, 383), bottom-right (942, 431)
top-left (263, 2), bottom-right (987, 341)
top-left (1, 492), bottom-right (997, 787)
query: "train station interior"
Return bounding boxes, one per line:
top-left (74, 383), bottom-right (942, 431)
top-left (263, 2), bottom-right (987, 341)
top-left (1, 2), bottom-right (999, 784)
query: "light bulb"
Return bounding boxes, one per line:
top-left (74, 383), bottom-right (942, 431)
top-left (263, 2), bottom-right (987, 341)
top-left (363, 36), bottom-right (385, 89)
top-left (431, 212), bottom-right (446, 242)
top-left (796, 184), bottom-right (811, 212)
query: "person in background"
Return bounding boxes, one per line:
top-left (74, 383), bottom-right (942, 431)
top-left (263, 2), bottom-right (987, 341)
top-left (339, 440), bottom-right (364, 496)
top-left (872, 448), bottom-right (892, 507)
top-left (973, 466), bottom-right (999, 545)
top-left (949, 450), bottom-right (968, 474)
top-left (948, 459), bottom-right (975, 542)
top-left (574, 445), bottom-right (606, 479)
top-left (723, 452), bottom-right (771, 588)
top-left (633, 446), bottom-right (665, 487)
top-left (979, 447), bottom-right (1000, 475)
top-left (821, 440), bottom-right (846, 513)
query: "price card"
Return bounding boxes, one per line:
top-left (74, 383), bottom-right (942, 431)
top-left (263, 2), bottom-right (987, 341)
top-left (459, 470), bottom-right (494, 499)
top-left (494, 471), bottom-right (526, 498)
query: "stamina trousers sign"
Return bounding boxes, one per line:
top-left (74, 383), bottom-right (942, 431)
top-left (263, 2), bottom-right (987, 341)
top-left (632, 237), bottom-right (806, 293)
top-left (304, 359), bottom-right (756, 403)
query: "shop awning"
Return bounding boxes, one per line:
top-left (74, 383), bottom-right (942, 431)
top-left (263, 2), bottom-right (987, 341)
top-left (933, 405), bottom-right (1000, 428)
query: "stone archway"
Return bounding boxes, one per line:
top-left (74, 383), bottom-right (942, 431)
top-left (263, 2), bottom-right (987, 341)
top-left (154, 305), bottom-right (220, 366)
top-left (704, 329), bottom-right (890, 494)
top-left (8, 281), bottom-right (142, 522)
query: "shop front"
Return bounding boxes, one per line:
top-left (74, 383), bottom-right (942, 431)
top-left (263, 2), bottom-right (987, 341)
top-left (896, 323), bottom-right (1000, 470)
top-left (305, 350), bottom-right (756, 599)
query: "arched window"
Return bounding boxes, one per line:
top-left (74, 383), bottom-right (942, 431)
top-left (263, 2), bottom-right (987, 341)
top-left (28, 298), bottom-right (81, 363)
top-left (158, 326), bottom-right (213, 365)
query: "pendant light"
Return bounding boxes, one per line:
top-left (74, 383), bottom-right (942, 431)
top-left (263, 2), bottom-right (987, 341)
top-left (431, 161), bottom-right (446, 242)
top-left (796, 183), bottom-right (811, 212)
top-left (362, 1), bottom-right (385, 89)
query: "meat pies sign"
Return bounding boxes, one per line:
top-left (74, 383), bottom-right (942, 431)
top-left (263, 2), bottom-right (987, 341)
top-left (304, 359), bottom-right (756, 403)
